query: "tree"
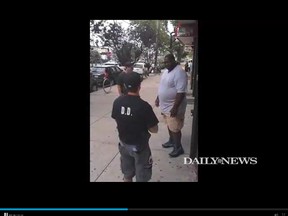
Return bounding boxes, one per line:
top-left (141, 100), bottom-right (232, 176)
top-left (91, 20), bottom-right (171, 65)
top-left (91, 20), bottom-right (143, 65)
top-left (114, 41), bottom-right (142, 64)
top-left (90, 20), bottom-right (105, 47)
top-left (90, 50), bottom-right (101, 64)
top-left (129, 20), bottom-right (157, 48)
top-left (129, 20), bottom-right (170, 62)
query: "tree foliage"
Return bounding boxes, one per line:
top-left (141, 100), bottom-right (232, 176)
top-left (91, 20), bottom-right (142, 65)
top-left (90, 20), bottom-right (172, 65)
top-left (129, 20), bottom-right (171, 63)
top-left (129, 20), bottom-right (170, 48)
top-left (129, 20), bottom-right (156, 48)
top-left (90, 50), bottom-right (101, 64)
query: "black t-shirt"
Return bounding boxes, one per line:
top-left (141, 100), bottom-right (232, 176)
top-left (111, 95), bottom-right (159, 145)
top-left (117, 72), bottom-right (128, 95)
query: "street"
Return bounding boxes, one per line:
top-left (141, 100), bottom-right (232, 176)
top-left (90, 72), bottom-right (198, 182)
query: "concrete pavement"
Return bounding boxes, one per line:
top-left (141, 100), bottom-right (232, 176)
top-left (90, 71), bottom-right (198, 182)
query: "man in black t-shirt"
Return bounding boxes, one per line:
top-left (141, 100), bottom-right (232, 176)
top-left (117, 61), bottom-right (134, 96)
top-left (112, 72), bottom-right (159, 182)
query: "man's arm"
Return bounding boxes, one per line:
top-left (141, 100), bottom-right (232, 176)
top-left (170, 70), bottom-right (188, 117)
top-left (170, 93), bottom-right (185, 117)
top-left (117, 84), bottom-right (123, 96)
top-left (145, 103), bottom-right (159, 133)
top-left (117, 73), bottom-right (124, 96)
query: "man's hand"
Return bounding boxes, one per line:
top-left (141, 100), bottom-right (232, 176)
top-left (170, 106), bottom-right (178, 117)
top-left (155, 97), bottom-right (159, 107)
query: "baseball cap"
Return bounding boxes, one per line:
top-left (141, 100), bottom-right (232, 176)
top-left (123, 72), bottom-right (142, 90)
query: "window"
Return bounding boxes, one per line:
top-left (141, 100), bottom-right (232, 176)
top-left (91, 67), bottom-right (105, 73)
top-left (134, 63), bottom-right (144, 69)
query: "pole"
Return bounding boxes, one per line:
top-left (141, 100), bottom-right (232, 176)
top-left (170, 32), bottom-right (173, 49)
top-left (190, 20), bottom-right (198, 159)
top-left (170, 32), bottom-right (175, 51)
top-left (191, 38), bottom-right (197, 90)
top-left (154, 20), bottom-right (160, 68)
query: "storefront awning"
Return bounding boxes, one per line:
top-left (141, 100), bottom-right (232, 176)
top-left (175, 20), bottom-right (197, 46)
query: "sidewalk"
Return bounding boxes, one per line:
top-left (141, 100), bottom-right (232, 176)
top-left (90, 72), bottom-right (198, 182)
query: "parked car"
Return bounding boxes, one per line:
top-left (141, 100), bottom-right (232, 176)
top-left (133, 62), bottom-right (145, 75)
top-left (91, 65), bottom-right (122, 86)
top-left (104, 61), bottom-right (126, 73)
top-left (90, 72), bottom-right (98, 92)
top-left (103, 61), bottom-right (119, 67)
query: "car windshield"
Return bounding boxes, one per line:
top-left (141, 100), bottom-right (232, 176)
top-left (105, 63), bottom-right (117, 66)
top-left (105, 61), bottom-right (118, 65)
top-left (91, 67), bottom-right (106, 73)
top-left (134, 64), bottom-right (143, 68)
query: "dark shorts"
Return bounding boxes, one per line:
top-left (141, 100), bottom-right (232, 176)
top-left (118, 142), bottom-right (153, 182)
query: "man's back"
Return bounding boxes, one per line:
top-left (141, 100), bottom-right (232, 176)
top-left (112, 95), bottom-right (158, 144)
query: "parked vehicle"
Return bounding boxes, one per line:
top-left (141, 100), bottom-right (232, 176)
top-left (103, 60), bottom-right (119, 67)
top-left (90, 72), bottom-right (98, 92)
top-left (91, 65), bottom-right (122, 87)
top-left (133, 62), bottom-right (145, 75)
